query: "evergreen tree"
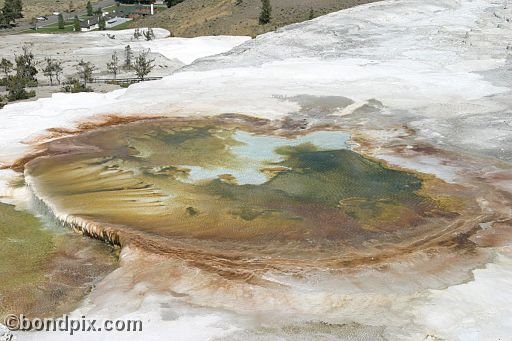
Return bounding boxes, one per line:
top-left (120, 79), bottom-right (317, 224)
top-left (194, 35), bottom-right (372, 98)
top-left (308, 8), bottom-right (314, 20)
top-left (98, 15), bottom-right (106, 30)
top-left (259, 0), bottom-right (271, 25)
top-left (86, 0), bottom-right (93, 16)
top-left (3, 0), bottom-right (23, 21)
top-left (164, 0), bottom-right (184, 8)
top-left (58, 13), bottom-right (65, 29)
top-left (0, 58), bottom-right (13, 79)
top-left (0, 12), bottom-right (8, 27)
top-left (15, 45), bottom-right (38, 85)
top-left (12, 0), bottom-right (22, 18)
top-left (73, 15), bottom-right (81, 31)
top-left (2, 0), bottom-right (16, 23)
top-left (6, 75), bottom-right (35, 101)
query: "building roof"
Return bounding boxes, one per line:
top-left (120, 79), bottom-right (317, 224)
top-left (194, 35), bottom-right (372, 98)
top-left (80, 17), bottom-right (98, 29)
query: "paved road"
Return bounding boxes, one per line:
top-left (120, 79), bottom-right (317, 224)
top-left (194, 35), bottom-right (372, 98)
top-left (0, 0), bottom-right (117, 35)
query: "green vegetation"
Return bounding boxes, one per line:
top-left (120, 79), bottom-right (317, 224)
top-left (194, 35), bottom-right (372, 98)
top-left (0, 203), bottom-right (54, 316)
top-left (0, 201), bottom-right (119, 318)
top-left (14, 45), bottom-right (37, 85)
top-left (98, 14), bottom-right (106, 30)
top-left (1, 45), bottom-right (37, 102)
top-left (0, 57), bottom-right (13, 78)
top-left (58, 13), bottom-right (65, 29)
top-left (35, 19), bottom-right (77, 33)
top-left (6, 74), bottom-right (35, 100)
top-left (259, 0), bottom-right (272, 25)
top-left (0, 0), bottom-right (22, 26)
top-left (73, 15), bottom-right (80, 31)
top-left (165, 0), bottom-right (184, 8)
top-left (101, 3), bottom-right (135, 14)
top-left (109, 19), bottom-right (132, 30)
top-left (62, 77), bottom-right (92, 93)
top-left (86, 0), bottom-right (93, 16)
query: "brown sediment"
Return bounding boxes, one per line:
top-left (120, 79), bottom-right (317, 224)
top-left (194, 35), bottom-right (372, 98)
top-left (7, 113), bottom-right (347, 173)
top-left (5, 114), bottom-right (165, 172)
top-left (20, 114), bottom-right (509, 287)
top-left (42, 114), bottom-right (167, 139)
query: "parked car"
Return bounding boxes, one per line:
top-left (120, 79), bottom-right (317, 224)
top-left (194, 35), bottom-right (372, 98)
top-left (36, 16), bottom-right (48, 21)
top-left (52, 12), bottom-right (60, 16)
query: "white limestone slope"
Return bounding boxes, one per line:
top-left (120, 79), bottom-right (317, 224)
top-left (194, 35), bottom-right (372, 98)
top-left (1, 0), bottom-right (512, 339)
top-left (1, 0), bottom-right (511, 164)
top-left (76, 29), bottom-right (251, 64)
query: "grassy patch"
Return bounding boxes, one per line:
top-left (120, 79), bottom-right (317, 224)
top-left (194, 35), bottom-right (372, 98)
top-left (109, 20), bottom-right (133, 30)
top-left (0, 203), bottom-right (54, 316)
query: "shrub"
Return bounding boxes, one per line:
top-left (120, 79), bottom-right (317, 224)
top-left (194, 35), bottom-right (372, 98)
top-left (62, 78), bottom-right (92, 93)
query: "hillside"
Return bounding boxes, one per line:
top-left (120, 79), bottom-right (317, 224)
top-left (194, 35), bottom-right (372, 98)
top-left (129, 0), bottom-right (380, 37)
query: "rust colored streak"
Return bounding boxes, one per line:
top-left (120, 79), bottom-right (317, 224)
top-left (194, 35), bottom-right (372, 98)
top-left (7, 114), bottom-right (165, 173)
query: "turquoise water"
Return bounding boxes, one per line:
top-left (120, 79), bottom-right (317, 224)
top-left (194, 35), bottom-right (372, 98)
top-left (178, 130), bottom-right (350, 185)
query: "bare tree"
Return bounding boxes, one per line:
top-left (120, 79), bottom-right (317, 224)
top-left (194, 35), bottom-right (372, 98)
top-left (106, 51), bottom-right (119, 79)
top-left (42, 57), bottom-right (55, 85)
top-left (133, 28), bottom-right (142, 40)
top-left (30, 17), bottom-right (38, 30)
top-left (76, 59), bottom-right (96, 87)
top-left (42, 58), bottom-right (63, 85)
top-left (54, 61), bottom-right (63, 85)
top-left (133, 50), bottom-right (155, 81)
top-left (124, 45), bottom-right (133, 69)
top-left (143, 28), bottom-right (155, 41)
